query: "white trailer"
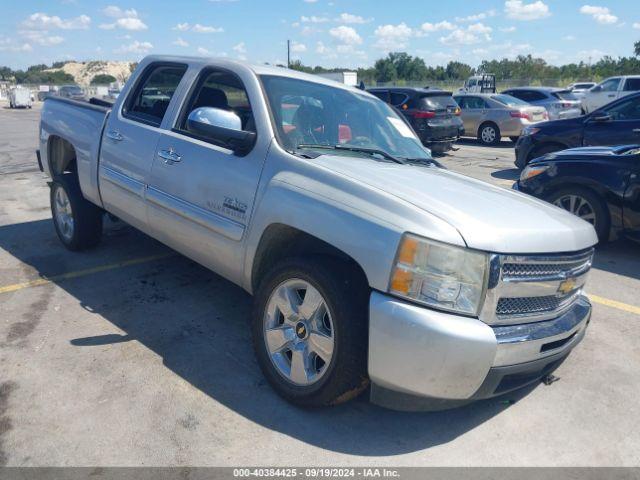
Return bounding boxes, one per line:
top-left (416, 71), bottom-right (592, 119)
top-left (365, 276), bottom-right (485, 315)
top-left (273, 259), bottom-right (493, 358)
top-left (9, 87), bottom-right (33, 109)
top-left (316, 71), bottom-right (358, 87)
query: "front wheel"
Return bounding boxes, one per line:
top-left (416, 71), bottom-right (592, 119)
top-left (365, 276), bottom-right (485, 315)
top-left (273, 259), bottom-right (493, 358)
top-left (51, 174), bottom-right (103, 251)
top-left (252, 257), bottom-right (369, 407)
top-left (546, 187), bottom-right (610, 242)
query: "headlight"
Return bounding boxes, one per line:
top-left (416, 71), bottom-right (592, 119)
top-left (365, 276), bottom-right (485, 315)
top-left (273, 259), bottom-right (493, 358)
top-left (520, 164), bottom-right (550, 181)
top-left (521, 126), bottom-right (540, 136)
top-left (389, 234), bottom-right (488, 316)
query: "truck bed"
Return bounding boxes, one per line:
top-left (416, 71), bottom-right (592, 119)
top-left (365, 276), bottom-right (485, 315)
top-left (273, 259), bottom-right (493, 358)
top-left (39, 96), bottom-right (111, 207)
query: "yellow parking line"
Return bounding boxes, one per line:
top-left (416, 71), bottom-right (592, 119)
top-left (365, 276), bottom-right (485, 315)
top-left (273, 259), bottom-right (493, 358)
top-left (0, 253), bottom-right (173, 295)
top-left (589, 294), bottom-right (640, 316)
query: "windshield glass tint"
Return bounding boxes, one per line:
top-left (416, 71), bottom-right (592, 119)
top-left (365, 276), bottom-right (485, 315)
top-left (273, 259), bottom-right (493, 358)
top-left (417, 94), bottom-right (457, 110)
top-left (260, 75), bottom-right (432, 160)
top-left (553, 90), bottom-right (579, 101)
top-left (491, 94), bottom-right (528, 106)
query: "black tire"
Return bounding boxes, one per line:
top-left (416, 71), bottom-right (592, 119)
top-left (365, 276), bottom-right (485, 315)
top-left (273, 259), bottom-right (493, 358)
top-left (546, 187), bottom-right (610, 242)
top-left (50, 173), bottom-right (103, 251)
top-left (509, 136), bottom-right (519, 143)
top-left (478, 122), bottom-right (501, 146)
top-left (252, 256), bottom-right (369, 407)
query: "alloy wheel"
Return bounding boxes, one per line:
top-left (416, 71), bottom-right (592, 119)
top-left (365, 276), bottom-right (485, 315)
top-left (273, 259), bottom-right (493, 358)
top-left (553, 194), bottom-right (597, 228)
top-left (53, 186), bottom-right (74, 242)
top-left (263, 278), bottom-right (335, 386)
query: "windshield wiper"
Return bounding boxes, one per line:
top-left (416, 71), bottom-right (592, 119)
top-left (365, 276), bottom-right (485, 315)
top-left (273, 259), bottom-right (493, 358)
top-left (297, 144), bottom-right (405, 164)
top-left (401, 157), bottom-right (442, 167)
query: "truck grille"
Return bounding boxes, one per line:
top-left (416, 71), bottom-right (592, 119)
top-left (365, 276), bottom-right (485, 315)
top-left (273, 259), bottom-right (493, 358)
top-left (480, 249), bottom-right (594, 325)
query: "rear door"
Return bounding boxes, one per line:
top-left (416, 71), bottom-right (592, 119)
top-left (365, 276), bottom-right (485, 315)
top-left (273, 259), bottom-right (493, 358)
top-left (99, 62), bottom-right (187, 230)
top-left (583, 95), bottom-right (640, 146)
top-left (146, 67), bottom-right (266, 281)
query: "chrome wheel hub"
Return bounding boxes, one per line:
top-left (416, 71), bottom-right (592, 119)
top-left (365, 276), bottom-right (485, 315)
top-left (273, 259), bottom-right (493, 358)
top-left (263, 278), bottom-right (335, 386)
top-left (53, 186), bottom-right (74, 241)
top-left (553, 194), bottom-right (597, 227)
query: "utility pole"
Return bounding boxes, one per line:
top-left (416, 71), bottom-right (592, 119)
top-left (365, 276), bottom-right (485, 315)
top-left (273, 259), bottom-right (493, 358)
top-left (287, 40), bottom-right (291, 68)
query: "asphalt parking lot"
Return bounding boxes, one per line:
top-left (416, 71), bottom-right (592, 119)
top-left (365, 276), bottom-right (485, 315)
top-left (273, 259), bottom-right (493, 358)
top-left (0, 102), bottom-right (639, 467)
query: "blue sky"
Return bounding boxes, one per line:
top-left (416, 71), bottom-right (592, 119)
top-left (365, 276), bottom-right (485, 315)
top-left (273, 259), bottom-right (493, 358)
top-left (0, 0), bottom-right (638, 69)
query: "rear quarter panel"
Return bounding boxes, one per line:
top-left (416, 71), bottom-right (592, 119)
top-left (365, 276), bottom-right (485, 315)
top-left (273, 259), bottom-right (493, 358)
top-left (40, 98), bottom-right (109, 206)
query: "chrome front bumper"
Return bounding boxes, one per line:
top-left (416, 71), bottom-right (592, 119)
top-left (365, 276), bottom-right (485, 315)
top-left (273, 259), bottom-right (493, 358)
top-left (368, 291), bottom-right (591, 411)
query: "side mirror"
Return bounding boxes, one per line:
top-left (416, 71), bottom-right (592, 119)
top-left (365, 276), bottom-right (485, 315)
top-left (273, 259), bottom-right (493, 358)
top-left (591, 113), bottom-right (611, 123)
top-left (187, 107), bottom-right (256, 155)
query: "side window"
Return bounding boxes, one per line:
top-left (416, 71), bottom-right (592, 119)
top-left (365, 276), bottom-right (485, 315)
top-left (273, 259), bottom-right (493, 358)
top-left (527, 91), bottom-right (547, 101)
top-left (600, 78), bottom-right (621, 92)
top-left (370, 90), bottom-right (389, 102)
top-left (506, 90), bottom-right (526, 101)
top-left (177, 68), bottom-right (255, 143)
top-left (389, 92), bottom-right (407, 107)
top-left (124, 64), bottom-right (187, 126)
top-left (623, 78), bottom-right (640, 92)
top-left (603, 97), bottom-right (640, 121)
top-left (454, 96), bottom-right (465, 108)
top-left (467, 96), bottom-right (487, 109)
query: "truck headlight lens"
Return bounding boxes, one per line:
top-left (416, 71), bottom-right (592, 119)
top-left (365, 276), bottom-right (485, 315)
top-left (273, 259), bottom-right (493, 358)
top-left (389, 234), bottom-right (488, 315)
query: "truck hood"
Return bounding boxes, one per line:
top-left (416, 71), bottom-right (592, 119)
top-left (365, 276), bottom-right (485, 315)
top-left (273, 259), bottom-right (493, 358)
top-left (315, 155), bottom-right (597, 253)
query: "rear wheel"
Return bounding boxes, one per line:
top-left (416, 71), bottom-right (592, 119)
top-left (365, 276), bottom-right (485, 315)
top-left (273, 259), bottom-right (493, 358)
top-left (478, 122), bottom-right (501, 146)
top-left (546, 187), bottom-right (610, 242)
top-left (50, 173), bottom-right (103, 251)
top-left (252, 257), bottom-right (369, 407)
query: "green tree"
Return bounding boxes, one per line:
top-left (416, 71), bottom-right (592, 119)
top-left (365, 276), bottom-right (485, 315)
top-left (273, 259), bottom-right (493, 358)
top-left (90, 74), bottom-right (117, 85)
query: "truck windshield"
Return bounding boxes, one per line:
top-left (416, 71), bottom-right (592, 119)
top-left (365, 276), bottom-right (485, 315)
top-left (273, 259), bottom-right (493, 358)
top-left (260, 75), bottom-right (432, 162)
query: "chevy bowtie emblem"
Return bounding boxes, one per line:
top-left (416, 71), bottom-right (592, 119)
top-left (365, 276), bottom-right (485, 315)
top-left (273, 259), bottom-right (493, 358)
top-left (558, 277), bottom-right (577, 295)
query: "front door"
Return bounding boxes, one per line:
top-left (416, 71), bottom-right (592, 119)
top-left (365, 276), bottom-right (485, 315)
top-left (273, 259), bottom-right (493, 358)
top-left (458, 96), bottom-right (487, 135)
top-left (146, 68), bottom-right (266, 281)
top-left (583, 95), bottom-right (640, 146)
top-left (99, 63), bottom-right (187, 230)
top-left (586, 78), bottom-right (621, 112)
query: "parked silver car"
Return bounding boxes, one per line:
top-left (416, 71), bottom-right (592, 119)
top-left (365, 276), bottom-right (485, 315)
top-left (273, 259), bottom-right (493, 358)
top-left (567, 82), bottom-right (596, 101)
top-left (453, 93), bottom-right (548, 145)
top-left (501, 87), bottom-right (582, 120)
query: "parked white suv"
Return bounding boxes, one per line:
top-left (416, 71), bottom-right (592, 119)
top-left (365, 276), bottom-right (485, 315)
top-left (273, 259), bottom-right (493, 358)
top-left (582, 75), bottom-right (640, 113)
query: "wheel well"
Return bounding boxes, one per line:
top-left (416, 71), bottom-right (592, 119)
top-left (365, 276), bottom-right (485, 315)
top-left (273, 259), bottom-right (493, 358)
top-left (48, 136), bottom-right (77, 178)
top-left (251, 224), bottom-right (369, 293)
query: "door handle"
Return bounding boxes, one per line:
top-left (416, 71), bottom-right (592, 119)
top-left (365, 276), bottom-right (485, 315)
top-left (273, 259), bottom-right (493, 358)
top-left (607, 94), bottom-right (615, 98)
top-left (158, 148), bottom-right (182, 165)
top-left (106, 130), bottom-right (123, 142)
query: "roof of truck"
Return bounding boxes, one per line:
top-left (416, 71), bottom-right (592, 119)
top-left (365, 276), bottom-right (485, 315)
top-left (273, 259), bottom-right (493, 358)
top-left (141, 55), bottom-right (370, 94)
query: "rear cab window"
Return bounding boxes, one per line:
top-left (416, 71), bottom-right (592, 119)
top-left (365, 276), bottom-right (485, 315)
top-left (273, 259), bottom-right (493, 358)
top-left (623, 78), bottom-right (640, 92)
top-left (123, 63), bottom-right (187, 127)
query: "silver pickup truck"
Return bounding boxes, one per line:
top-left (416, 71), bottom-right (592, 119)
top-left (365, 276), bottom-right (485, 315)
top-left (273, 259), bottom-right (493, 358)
top-left (37, 55), bottom-right (597, 410)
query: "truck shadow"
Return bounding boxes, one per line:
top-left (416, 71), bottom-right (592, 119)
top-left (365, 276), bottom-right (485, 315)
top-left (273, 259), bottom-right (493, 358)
top-left (2, 218), bottom-right (539, 456)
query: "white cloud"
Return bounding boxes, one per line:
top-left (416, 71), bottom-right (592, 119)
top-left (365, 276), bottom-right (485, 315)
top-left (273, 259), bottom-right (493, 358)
top-left (634, 22), bottom-right (640, 29)
top-left (303, 0), bottom-right (318, 3)
top-left (99, 7), bottom-right (147, 30)
top-left (22, 12), bottom-right (91, 30)
top-left (0, 37), bottom-right (33, 52)
top-left (173, 37), bottom-right (189, 47)
top-left (455, 10), bottom-right (497, 22)
top-left (197, 46), bottom-right (211, 55)
top-left (335, 13), bottom-right (373, 24)
top-left (504, 1), bottom-right (551, 21)
top-left (192, 23), bottom-right (224, 33)
top-left (373, 23), bottom-right (412, 51)
top-left (171, 23), bottom-right (223, 33)
top-left (232, 41), bottom-right (246, 53)
top-left (576, 48), bottom-right (607, 62)
top-left (102, 6), bottom-right (138, 18)
top-left (579, 5), bottom-right (618, 24)
top-left (173, 22), bottom-right (190, 31)
top-left (291, 41), bottom-right (307, 52)
top-left (300, 26), bottom-right (322, 35)
top-left (500, 26), bottom-right (516, 32)
top-left (315, 41), bottom-right (331, 55)
top-left (563, 34), bottom-right (575, 40)
top-left (421, 21), bottom-right (455, 33)
top-left (329, 25), bottom-right (362, 45)
top-left (115, 40), bottom-right (153, 54)
top-left (301, 15), bottom-right (329, 23)
top-left (439, 23), bottom-right (492, 45)
top-left (20, 30), bottom-right (64, 46)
